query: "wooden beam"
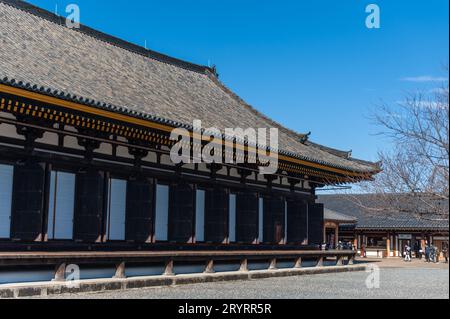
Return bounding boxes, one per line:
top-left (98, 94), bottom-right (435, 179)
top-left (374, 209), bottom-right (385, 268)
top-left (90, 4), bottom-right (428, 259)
top-left (0, 86), bottom-right (378, 180)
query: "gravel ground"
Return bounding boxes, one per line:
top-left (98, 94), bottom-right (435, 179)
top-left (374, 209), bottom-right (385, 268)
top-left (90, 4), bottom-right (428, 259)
top-left (41, 267), bottom-right (449, 299)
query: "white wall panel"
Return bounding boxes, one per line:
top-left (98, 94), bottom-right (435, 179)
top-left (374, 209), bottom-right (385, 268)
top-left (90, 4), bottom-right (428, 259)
top-left (285, 200), bottom-right (288, 243)
top-left (155, 184), bottom-right (169, 241)
top-left (0, 164), bottom-right (13, 238)
top-left (36, 132), bottom-right (59, 146)
top-left (107, 179), bottom-right (127, 241)
top-left (116, 146), bottom-right (134, 159)
top-left (96, 143), bottom-right (113, 155)
top-left (63, 136), bottom-right (84, 150)
top-left (229, 194), bottom-right (236, 243)
top-left (195, 190), bottom-right (205, 242)
top-left (258, 197), bottom-right (264, 243)
top-left (48, 171), bottom-right (76, 240)
top-left (0, 123), bottom-right (25, 140)
top-left (54, 172), bottom-right (75, 239)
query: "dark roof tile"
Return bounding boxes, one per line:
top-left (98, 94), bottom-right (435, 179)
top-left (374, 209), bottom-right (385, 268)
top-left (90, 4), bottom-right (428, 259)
top-left (319, 194), bottom-right (449, 230)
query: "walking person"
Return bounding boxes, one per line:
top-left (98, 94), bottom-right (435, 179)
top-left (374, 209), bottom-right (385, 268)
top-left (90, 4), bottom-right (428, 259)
top-left (430, 245), bottom-right (436, 263)
top-left (361, 244), bottom-right (366, 258)
top-left (425, 244), bottom-right (431, 263)
top-left (434, 246), bottom-right (440, 263)
top-left (443, 244), bottom-right (449, 264)
top-left (404, 244), bottom-right (412, 262)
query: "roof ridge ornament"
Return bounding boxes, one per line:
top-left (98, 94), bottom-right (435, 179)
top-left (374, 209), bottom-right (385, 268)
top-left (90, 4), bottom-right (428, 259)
top-left (211, 65), bottom-right (219, 78)
top-left (300, 132), bottom-right (311, 144)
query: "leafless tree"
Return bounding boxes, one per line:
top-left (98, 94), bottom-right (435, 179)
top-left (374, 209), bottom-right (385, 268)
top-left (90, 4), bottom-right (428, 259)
top-left (358, 68), bottom-right (449, 221)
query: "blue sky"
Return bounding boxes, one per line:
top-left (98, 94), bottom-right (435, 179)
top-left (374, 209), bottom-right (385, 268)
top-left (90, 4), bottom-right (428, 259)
top-left (28, 0), bottom-right (449, 162)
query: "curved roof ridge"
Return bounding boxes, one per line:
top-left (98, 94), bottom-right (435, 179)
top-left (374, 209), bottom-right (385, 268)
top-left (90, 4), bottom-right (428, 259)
top-left (0, 0), bottom-right (215, 75)
top-left (305, 142), bottom-right (352, 159)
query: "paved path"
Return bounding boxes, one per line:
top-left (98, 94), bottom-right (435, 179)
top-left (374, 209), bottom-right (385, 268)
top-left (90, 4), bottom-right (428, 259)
top-left (37, 259), bottom-right (449, 299)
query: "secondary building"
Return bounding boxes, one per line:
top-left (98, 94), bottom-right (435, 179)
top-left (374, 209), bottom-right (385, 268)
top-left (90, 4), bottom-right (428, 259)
top-left (323, 209), bottom-right (357, 249)
top-left (319, 194), bottom-right (449, 258)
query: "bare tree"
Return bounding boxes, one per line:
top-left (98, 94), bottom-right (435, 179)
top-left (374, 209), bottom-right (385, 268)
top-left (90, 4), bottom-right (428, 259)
top-left (360, 68), bottom-right (449, 221)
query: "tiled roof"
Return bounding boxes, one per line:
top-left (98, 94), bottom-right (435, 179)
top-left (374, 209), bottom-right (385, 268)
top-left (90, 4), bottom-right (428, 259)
top-left (324, 208), bottom-right (357, 223)
top-left (0, 0), bottom-right (379, 174)
top-left (324, 208), bottom-right (357, 224)
top-left (318, 194), bottom-right (449, 230)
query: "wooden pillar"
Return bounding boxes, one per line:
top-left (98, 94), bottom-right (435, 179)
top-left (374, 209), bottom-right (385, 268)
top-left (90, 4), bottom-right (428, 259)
top-left (113, 262), bottom-right (126, 279)
top-left (395, 234), bottom-right (400, 257)
top-left (386, 233), bottom-right (391, 258)
top-left (421, 234), bottom-right (426, 247)
top-left (335, 226), bottom-right (339, 250)
top-left (421, 233), bottom-right (426, 257)
top-left (392, 234), bottom-right (396, 257)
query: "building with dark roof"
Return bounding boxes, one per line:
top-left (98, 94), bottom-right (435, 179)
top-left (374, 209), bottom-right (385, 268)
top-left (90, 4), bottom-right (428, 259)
top-left (319, 194), bottom-right (449, 258)
top-left (0, 0), bottom-right (380, 278)
top-left (323, 208), bottom-right (357, 250)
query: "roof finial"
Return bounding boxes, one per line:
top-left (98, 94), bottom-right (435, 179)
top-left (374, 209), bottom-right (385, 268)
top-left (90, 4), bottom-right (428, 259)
top-left (300, 132), bottom-right (311, 144)
top-left (213, 65), bottom-right (219, 77)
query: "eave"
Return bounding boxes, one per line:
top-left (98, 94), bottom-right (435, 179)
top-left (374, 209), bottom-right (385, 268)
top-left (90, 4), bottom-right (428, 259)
top-left (0, 80), bottom-right (380, 182)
